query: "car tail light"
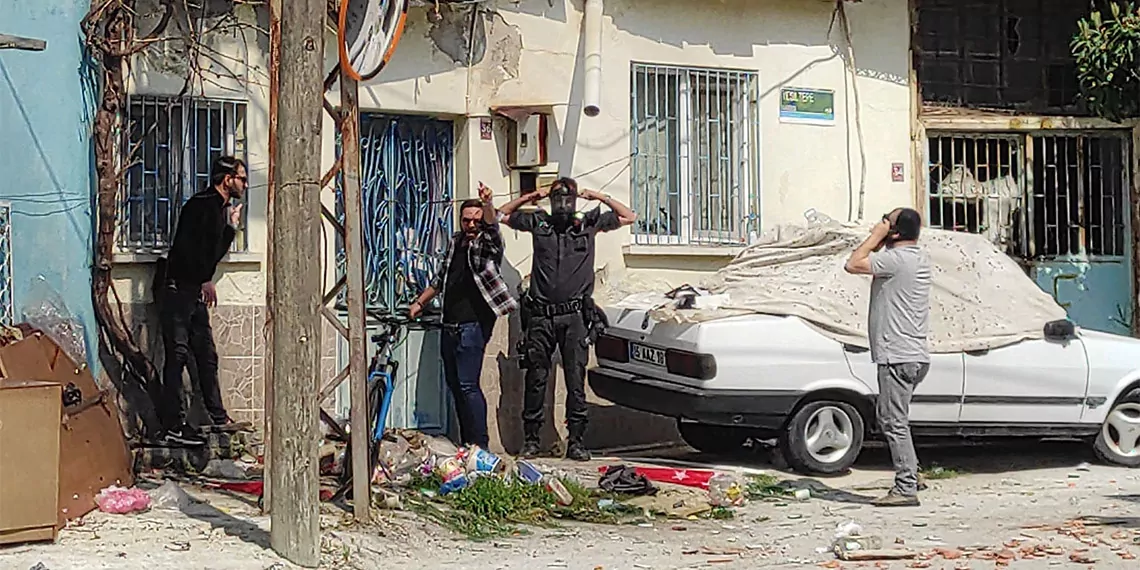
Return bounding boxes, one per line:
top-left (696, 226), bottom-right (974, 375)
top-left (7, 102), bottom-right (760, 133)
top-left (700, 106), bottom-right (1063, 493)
top-left (666, 349), bottom-right (717, 380)
top-left (595, 334), bottom-right (629, 363)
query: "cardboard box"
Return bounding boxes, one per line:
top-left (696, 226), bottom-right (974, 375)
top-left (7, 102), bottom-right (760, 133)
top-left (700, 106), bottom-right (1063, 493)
top-left (0, 336), bottom-right (133, 527)
top-left (0, 381), bottom-right (61, 545)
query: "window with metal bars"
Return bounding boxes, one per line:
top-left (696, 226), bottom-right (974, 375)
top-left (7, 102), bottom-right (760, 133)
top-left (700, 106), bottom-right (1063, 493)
top-left (120, 96), bottom-right (248, 253)
top-left (926, 132), bottom-right (1129, 260)
top-left (630, 63), bottom-right (761, 245)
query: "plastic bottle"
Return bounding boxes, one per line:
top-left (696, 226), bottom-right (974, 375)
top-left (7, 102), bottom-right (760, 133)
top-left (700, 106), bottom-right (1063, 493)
top-left (544, 476), bottom-right (574, 506)
top-left (707, 473), bottom-right (746, 507)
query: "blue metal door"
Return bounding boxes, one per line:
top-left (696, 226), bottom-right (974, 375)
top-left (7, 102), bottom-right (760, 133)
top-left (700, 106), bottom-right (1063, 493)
top-left (337, 114), bottom-right (455, 434)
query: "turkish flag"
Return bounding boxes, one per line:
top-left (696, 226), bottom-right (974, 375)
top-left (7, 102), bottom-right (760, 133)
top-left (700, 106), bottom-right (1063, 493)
top-left (597, 465), bottom-right (717, 490)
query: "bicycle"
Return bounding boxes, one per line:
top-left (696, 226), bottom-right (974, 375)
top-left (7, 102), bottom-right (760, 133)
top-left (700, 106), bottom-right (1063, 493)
top-left (333, 309), bottom-right (445, 501)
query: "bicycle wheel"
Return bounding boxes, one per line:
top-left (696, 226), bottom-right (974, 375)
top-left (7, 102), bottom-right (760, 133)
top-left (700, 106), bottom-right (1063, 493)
top-left (338, 0), bottom-right (409, 81)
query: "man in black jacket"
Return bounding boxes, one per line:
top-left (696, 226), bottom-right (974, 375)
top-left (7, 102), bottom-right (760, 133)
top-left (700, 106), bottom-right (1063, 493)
top-left (157, 155), bottom-right (246, 446)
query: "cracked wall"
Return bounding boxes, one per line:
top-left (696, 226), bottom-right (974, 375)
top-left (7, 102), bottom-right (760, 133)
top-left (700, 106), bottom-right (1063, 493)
top-left (426, 3), bottom-right (523, 111)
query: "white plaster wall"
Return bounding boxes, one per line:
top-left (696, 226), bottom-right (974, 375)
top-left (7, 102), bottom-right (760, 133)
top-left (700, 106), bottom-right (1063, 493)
top-left (355, 0), bottom-right (913, 281)
top-left (113, 0), bottom-right (914, 300)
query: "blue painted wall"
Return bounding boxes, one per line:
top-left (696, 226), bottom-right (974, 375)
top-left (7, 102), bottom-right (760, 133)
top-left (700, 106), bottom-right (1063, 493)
top-left (0, 1), bottom-right (98, 368)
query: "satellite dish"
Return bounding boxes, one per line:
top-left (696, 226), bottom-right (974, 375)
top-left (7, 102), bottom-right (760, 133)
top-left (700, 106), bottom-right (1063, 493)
top-left (338, 0), bottom-right (409, 81)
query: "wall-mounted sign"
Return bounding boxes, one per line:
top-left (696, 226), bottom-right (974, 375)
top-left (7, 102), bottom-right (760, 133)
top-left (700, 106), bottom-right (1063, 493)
top-left (779, 87), bottom-right (835, 125)
top-left (891, 162), bottom-right (905, 183)
top-left (480, 117), bottom-right (493, 140)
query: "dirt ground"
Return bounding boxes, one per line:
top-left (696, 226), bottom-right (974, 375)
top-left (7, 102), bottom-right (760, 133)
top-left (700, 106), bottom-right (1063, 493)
top-left (4, 441), bottom-right (1140, 570)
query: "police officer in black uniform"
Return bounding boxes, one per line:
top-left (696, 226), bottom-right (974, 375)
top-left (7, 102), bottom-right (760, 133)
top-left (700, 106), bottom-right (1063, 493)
top-left (498, 177), bottom-right (637, 460)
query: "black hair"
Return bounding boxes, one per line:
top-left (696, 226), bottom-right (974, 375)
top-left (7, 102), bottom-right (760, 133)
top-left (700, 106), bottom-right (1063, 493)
top-left (209, 155), bottom-right (246, 188)
top-left (551, 176), bottom-right (578, 195)
top-left (893, 207), bottom-right (922, 241)
top-left (459, 199), bottom-right (484, 213)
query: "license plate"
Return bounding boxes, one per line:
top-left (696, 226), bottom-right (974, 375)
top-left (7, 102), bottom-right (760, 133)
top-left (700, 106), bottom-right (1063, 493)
top-left (629, 343), bottom-right (666, 367)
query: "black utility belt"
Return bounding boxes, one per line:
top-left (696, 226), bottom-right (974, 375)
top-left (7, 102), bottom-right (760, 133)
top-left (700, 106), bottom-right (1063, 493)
top-left (529, 297), bottom-right (584, 317)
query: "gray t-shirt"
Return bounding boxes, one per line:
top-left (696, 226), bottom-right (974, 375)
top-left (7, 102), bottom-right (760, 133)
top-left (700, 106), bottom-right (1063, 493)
top-left (868, 245), bottom-right (931, 364)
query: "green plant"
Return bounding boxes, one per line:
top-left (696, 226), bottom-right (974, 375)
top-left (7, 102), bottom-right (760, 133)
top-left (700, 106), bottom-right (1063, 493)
top-left (744, 474), bottom-right (792, 499)
top-left (921, 464), bottom-right (961, 480)
top-left (405, 475), bottom-right (642, 540)
top-left (1073, 2), bottom-right (1140, 121)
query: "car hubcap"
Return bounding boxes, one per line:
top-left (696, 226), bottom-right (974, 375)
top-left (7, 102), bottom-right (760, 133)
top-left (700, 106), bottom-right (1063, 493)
top-left (804, 406), bottom-right (854, 464)
top-left (1104, 402), bottom-right (1140, 458)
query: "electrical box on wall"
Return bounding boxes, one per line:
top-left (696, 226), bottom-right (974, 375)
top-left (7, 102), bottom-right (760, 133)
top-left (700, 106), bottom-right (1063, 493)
top-left (507, 113), bottom-right (548, 169)
top-left (514, 170), bottom-right (559, 203)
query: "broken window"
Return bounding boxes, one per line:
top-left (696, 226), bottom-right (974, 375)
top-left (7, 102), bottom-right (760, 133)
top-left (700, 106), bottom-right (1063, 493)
top-left (630, 63), bottom-right (760, 245)
top-left (917, 0), bottom-right (1095, 114)
top-left (120, 96), bottom-right (248, 253)
top-left (927, 132), bottom-right (1130, 260)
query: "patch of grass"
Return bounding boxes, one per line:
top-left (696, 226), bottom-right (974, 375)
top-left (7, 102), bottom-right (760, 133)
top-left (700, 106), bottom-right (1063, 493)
top-left (707, 506), bottom-right (735, 520)
top-left (744, 474), bottom-right (793, 499)
top-left (405, 474), bottom-right (643, 540)
top-left (921, 464), bottom-right (961, 480)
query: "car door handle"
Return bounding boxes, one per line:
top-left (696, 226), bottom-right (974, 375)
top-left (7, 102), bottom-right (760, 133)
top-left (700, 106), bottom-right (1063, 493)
top-left (965, 349), bottom-right (990, 356)
top-left (843, 344), bottom-right (869, 353)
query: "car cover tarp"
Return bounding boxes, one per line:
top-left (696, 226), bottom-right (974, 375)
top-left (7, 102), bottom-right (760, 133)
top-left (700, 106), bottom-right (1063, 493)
top-left (597, 221), bottom-right (1069, 353)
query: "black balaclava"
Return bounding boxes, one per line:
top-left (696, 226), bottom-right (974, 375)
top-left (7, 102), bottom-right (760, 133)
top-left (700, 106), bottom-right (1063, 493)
top-left (549, 177), bottom-right (578, 231)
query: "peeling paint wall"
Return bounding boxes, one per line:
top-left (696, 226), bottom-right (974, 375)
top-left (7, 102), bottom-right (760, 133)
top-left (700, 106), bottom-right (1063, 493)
top-left (120, 0), bottom-right (916, 444)
top-left (0, 0), bottom-right (99, 368)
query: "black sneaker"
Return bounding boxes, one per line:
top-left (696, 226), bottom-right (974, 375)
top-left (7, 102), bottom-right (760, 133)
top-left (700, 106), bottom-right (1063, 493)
top-left (565, 441), bottom-right (591, 462)
top-left (162, 426), bottom-right (206, 447)
top-left (519, 441), bottom-right (541, 459)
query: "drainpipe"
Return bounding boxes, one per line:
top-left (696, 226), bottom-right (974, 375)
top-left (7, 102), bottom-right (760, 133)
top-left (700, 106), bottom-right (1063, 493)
top-left (583, 0), bottom-right (603, 117)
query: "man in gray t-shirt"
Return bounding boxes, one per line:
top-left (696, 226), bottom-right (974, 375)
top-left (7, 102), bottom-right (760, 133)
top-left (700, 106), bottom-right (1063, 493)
top-left (845, 207), bottom-right (931, 507)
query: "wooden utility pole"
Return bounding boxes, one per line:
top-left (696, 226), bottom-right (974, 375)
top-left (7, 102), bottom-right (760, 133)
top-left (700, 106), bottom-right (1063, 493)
top-left (339, 73), bottom-right (372, 521)
top-left (268, 0), bottom-right (323, 564)
top-left (262, 0), bottom-right (281, 517)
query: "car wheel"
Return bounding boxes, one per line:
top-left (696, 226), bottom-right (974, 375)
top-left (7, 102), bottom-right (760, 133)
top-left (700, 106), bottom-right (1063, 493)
top-left (1094, 389), bottom-right (1140, 467)
top-left (780, 400), bottom-right (864, 475)
top-left (677, 421), bottom-right (751, 455)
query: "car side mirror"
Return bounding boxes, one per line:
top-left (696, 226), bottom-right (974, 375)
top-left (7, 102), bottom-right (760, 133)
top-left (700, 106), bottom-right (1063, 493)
top-left (1044, 319), bottom-right (1076, 341)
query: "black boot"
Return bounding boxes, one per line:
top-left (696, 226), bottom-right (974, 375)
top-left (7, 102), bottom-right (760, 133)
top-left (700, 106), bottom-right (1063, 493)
top-left (566, 440), bottom-right (591, 461)
top-left (519, 440), bottom-right (541, 458)
top-left (519, 424), bottom-right (541, 458)
top-left (566, 423), bottom-right (591, 462)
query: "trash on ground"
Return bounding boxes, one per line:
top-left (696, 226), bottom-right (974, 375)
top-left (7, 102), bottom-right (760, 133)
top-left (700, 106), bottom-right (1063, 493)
top-left (148, 481), bottom-right (194, 510)
top-left (834, 535), bottom-right (916, 561)
top-left (202, 459), bottom-right (260, 481)
top-left (94, 486), bottom-right (151, 514)
top-left (597, 464), bottom-right (716, 490)
top-left (624, 488), bottom-right (713, 519)
top-left (707, 474), bottom-right (747, 507)
top-left (598, 464), bottom-right (658, 496)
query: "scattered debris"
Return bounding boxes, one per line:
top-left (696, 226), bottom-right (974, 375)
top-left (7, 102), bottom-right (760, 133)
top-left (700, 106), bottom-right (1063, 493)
top-left (707, 474), bottom-right (746, 507)
top-left (598, 464), bottom-right (658, 496)
top-left (94, 486), bottom-right (150, 514)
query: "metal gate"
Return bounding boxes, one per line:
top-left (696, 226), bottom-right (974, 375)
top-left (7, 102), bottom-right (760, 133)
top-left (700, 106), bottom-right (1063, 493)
top-left (335, 114), bottom-right (455, 433)
top-left (926, 131), bottom-right (1133, 334)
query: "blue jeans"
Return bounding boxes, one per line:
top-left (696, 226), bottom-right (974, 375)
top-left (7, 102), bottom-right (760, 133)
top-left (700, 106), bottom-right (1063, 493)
top-left (441, 321), bottom-right (492, 449)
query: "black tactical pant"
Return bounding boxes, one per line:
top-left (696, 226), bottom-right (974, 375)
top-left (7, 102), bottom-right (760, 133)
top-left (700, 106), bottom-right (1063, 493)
top-left (522, 312), bottom-right (590, 443)
top-left (158, 282), bottom-right (227, 431)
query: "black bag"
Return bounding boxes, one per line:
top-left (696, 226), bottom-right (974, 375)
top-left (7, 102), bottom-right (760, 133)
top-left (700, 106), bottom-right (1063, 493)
top-left (598, 464), bottom-right (657, 496)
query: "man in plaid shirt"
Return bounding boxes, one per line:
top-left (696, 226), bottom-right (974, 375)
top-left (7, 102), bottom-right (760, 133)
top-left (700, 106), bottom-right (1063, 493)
top-left (409, 183), bottom-right (516, 449)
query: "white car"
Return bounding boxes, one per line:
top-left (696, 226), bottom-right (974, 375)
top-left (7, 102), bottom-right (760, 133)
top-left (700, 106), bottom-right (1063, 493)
top-left (588, 309), bottom-right (1140, 475)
